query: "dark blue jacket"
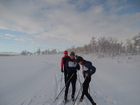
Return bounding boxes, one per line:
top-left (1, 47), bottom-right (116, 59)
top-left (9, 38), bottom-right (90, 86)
top-left (83, 60), bottom-right (96, 77)
top-left (66, 58), bottom-right (80, 74)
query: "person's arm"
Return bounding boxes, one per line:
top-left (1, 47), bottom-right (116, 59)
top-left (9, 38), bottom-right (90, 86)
top-left (60, 57), bottom-right (64, 72)
top-left (76, 63), bottom-right (80, 70)
top-left (89, 63), bottom-right (96, 75)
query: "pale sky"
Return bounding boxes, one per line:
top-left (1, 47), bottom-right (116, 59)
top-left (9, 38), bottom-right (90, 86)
top-left (0, 0), bottom-right (140, 53)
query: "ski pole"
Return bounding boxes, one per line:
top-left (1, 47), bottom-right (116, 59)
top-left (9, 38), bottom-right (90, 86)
top-left (89, 84), bottom-right (90, 93)
top-left (54, 73), bottom-right (75, 103)
top-left (72, 77), bottom-right (87, 105)
top-left (60, 73), bottom-right (63, 89)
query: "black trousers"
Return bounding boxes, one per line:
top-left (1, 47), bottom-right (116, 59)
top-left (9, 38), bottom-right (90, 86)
top-left (64, 70), bottom-right (67, 85)
top-left (65, 73), bottom-right (77, 98)
top-left (81, 77), bottom-right (95, 104)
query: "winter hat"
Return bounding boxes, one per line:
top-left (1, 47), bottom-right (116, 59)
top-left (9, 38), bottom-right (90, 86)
top-left (76, 56), bottom-right (83, 63)
top-left (70, 51), bottom-right (75, 56)
top-left (64, 50), bottom-right (68, 54)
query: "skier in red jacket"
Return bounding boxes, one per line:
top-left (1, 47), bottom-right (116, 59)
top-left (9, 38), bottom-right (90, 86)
top-left (61, 50), bottom-right (70, 84)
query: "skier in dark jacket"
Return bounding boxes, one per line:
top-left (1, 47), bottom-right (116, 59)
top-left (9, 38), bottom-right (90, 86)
top-left (64, 52), bottom-right (80, 102)
top-left (61, 50), bottom-right (70, 84)
top-left (76, 56), bottom-right (96, 105)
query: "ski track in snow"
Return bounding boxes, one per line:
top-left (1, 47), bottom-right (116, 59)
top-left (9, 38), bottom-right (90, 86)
top-left (51, 72), bottom-right (118, 105)
top-left (0, 54), bottom-right (140, 105)
top-left (19, 63), bottom-right (56, 105)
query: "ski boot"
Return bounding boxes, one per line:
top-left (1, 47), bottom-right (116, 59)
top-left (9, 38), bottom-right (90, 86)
top-left (71, 95), bottom-right (75, 101)
top-left (91, 102), bottom-right (96, 105)
top-left (79, 96), bottom-right (84, 102)
top-left (64, 96), bottom-right (68, 103)
top-left (92, 103), bottom-right (96, 105)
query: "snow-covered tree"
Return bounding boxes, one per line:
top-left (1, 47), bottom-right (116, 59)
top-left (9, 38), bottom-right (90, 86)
top-left (132, 34), bottom-right (140, 54)
top-left (21, 50), bottom-right (32, 55)
top-left (36, 48), bottom-right (41, 55)
top-left (51, 49), bottom-right (57, 54)
top-left (90, 36), bottom-right (97, 54)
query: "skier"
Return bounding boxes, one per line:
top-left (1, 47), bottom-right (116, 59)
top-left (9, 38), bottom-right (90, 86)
top-left (64, 52), bottom-right (80, 102)
top-left (61, 50), bottom-right (70, 84)
top-left (76, 56), bottom-right (96, 105)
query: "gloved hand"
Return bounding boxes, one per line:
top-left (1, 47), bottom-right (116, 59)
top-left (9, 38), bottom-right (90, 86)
top-left (61, 68), bottom-right (64, 73)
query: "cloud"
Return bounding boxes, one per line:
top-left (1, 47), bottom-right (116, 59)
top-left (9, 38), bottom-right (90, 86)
top-left (0, 0), bottom-right (140, 49)
top-left (5, 34), bottom-right (16, 37)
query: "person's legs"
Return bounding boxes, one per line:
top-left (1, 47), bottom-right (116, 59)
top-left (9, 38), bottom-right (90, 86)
top-left (64, 74), bottom-right (71, 101)
top-left (84, 77), bottom-right (96, 104)
top-left (71, 74), bottom-right (77, 99)
top-left (64, 70), bottom-right (67, 84)
top-left (85, 92), bottom-right (96, 104)
top-left (80, 77), bottom-right (89, 100)
top-left (80, 91), bottom-right (84, 102)
top-left (81, 77), bottom-right (96, 104)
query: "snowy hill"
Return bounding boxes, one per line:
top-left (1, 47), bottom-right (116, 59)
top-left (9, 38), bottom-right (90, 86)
top-left (0, 54), bottom-right (140, 105)
top-left (0, 52), bottom-right (19, 56)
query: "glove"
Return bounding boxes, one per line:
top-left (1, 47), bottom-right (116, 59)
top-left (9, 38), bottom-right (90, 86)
top-left (61, 68), bottom-right (64, 73)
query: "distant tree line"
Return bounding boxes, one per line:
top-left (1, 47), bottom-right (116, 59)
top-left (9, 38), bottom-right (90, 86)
top-left (21, 34), bottom-right (140, 56)
top-left (21, 48), bottom-right (58, 55)
top-left (67, 33), bottom-right (140, 57)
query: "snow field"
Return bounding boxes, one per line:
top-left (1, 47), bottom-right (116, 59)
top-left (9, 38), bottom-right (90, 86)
top-left (0, 54), bottom-right (140, 105)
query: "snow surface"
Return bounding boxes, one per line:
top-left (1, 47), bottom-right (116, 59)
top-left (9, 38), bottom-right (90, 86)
top-left (0, 54), bottom-right (140, 105)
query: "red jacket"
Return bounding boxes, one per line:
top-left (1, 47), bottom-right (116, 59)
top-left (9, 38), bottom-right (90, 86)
top-left (61, 55), bottom-right (70, 69)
